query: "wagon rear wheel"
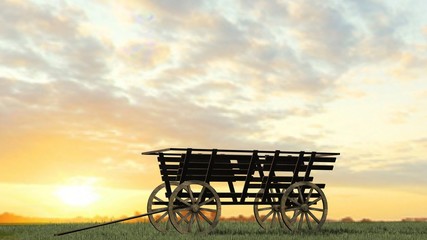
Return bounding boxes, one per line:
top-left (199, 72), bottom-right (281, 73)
top-left (254, 188), bottom-right (285, 230)
top-left (280, 182), bottom-right (328, 232)
top-left (168, 180), bottom-right (221, 234)
top-left (147, 182), bottom-right (178, 232)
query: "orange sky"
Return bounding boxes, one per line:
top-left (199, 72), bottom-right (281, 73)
top-left (1, 0), bottom-right (427, 222)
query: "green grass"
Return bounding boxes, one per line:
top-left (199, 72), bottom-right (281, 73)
top-left (1, 222), bottom-right (427, 240)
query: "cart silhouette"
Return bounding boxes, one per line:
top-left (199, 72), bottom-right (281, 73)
top-left (144, 148), bottom-right (339, 234)
top-left (55, 147), bottom-right (339, 236)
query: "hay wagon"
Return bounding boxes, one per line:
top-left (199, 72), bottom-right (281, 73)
top-left (143, 148), bottom-right (339, 234)
top-left (55, 147), bottom-right (339, 236)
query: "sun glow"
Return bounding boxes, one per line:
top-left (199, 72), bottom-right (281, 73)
top-left (55, 185), bottom-right (99, 207)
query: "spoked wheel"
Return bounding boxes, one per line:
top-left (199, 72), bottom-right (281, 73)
top-left (168, 180), bottom-right (221, 234)
top-left (280, 182), bottom-right (328, 232)
top-left (254, 188), bottom-right (285, 230)
top-left (147, 182), bottom-right (178, 232)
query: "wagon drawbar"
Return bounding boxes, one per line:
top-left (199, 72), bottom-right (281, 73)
top-left (54, 147), bottom-right (339, 236)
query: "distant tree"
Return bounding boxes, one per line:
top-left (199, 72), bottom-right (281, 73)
top-left (341, 217), bottom-right (354, 222)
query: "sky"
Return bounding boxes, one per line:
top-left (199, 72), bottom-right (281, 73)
top-left (0, 0), bottom-right (427, 221)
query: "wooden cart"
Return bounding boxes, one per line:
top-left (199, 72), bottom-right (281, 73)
top-left (55, 147), bottom-right (339, 236)
top-left (143, 148), bottom-right (339, 234)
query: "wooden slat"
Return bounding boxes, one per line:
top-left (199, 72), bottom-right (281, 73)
top-left (185, 168), bottom-right (248, 175)
top-left (158, 152), bottom-right (172, 196)
top-left (162, 176), bottom-right (179, 181)
top-left (313, 157), bottom-right (336, 162)
top-left (215, 163), bottom-right (249, 168)
top-left (161, 164), bottom-right (180, 170)
top-left (218, 155), bottom-right (253, 162)
top-left (311, 165), bottom-right (334, 170)
top-left (269, 176), bottom-right (314, 182)
top-left (247, 177), bottom-right (263, 183)
top-left (157, 157), bottom-right (183, 163)
top-left (160, 170), bottom-right (179, 175)
top-left (176, 162), bottom-right (249, 169)
top-left (264, 164), bottom-right (308, 171)
top-left (173, 175), bottom-right (246, 181)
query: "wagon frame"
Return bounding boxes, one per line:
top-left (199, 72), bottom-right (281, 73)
top-left (143, 147), bottom-right (339, 234)
top-left (55, 147), bottom-right (339, 236)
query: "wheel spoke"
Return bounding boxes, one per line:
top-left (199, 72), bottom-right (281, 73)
top-left (155, 211), bottom-right (168, 223)
top-left (199, 210), bottom-right (213, 225)
top-left (257, 206), bottom-right (273, 211)
top-left (289, 197), bottom-right (301, 206)
top-left (285, 207), bottom-right (300, 212)
top-left (297, 187), bottom-right (304, 203)
top-left (151, 206), bottom-right (168, 212)
top-left (309, 207), bottom-right (324, 212)
top-left (290, 210), bottom-right (301, 223)
top-left (195, 214), bottom-right (202, 232)
top-left (261, 210), bottom-right (274, 222)
top-left (308, 197), bottom-right (322, 206)
top-left (187, 185), bottom-right (195, 204)
top-left (270, 212), bottom-right (276, 228)
top-left (177, 211), bottom-right (191, 224)
top-left (305, 212), bottom-right (312, 230)
top-left (176, 196), bottom-right (191, 206)
top-left (176, 210), bottom-right (185, 219)
top-left (154, 196), bottom-right (163, 202)
top-left (307, 210), bottom-right (320, 224)
top-left (196, 186), bottom-right (206, 204)
top-left (298, 212), bottom-right (304, 230)
top-left (174, 206), bottom-right (191, 212)
top-left (176, 210), bottom-right (190, 223)
top-left (200, 196), bottom-right (215, 206)
top-left (199, 207), bottom-right (217, 212)
top-left (306, 188), bottom-right (314, 203)
top-left (187, 213), bottom-right (195, 232)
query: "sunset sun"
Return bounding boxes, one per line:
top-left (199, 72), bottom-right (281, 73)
top-left (55, 185), bottom-right (99, 207)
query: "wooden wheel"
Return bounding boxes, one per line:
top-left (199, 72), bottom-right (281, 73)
top-left (280, 182), bottom-right (328, 232)
top-left (168, 180), bottom-right (221, 234)
top-left (147, 182), bottom-right (178, 232)
top-left (254, 188), bottom-right (285, 230)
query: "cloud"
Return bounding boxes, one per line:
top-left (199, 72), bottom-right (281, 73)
top-left (118, 41), bottom-right (171, 69)
top-left (0, 0), bottom-right (112, 83)
top-left (285, 1), bottom-right (357, 66)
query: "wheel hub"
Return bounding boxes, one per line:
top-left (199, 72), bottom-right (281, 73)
top-left (301, 204), bottom-right (309, 212)
top-left (273, 205), bottom-right (280, 212)
top-left (191, 204), bottom-right (200, 213)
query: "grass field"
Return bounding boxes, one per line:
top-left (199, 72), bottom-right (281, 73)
top-left (1, 222), bottom-right (426, 240)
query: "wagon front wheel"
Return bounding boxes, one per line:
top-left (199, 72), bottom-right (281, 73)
top-left (147, 182), bottom-right (178, 232)
top-left (168, 180), bottom-right (221, 234)
top-left (280, 182), bottom-right (328, 232)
